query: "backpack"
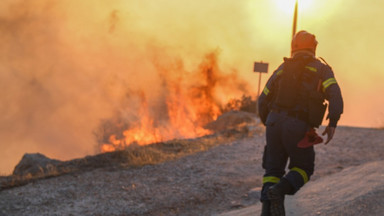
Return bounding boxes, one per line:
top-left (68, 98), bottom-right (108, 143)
top-left (274, 56), bottom-right (327, 127)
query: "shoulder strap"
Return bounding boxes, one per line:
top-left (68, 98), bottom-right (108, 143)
top-left (318, 57), bottom-right (332, 69)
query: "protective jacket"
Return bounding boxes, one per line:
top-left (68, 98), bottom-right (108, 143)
top-left (258, 53), bottom-right (343, 127)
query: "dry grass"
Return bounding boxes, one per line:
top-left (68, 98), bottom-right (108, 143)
top-left (0, 127), bottom-right (255, 191)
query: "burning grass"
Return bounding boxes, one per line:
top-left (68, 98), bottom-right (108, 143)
top-left (0, 126), bottom-right (259, 191)
top-left (93, 50), bottom-right (255, 153)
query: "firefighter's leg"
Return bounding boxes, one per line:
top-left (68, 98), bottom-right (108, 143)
top-left (260, 112), bottom-right (288, 216)
top-left (263, 116), bottom-right (308, 216)
top-left (261, 143), bottom-right (288, 201)
top-left (285, 146), bottom-right (315, 194)
top-left (282, 116), bottom-right (314, 194)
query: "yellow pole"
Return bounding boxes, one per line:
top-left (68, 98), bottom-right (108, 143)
top-left (292, 0), bottom-right (298, 38)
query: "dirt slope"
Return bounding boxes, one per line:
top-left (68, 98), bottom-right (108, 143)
top-left (0, 126), bottom-right (383, 216)
top-left (219, 160), bottom-right (384, 216)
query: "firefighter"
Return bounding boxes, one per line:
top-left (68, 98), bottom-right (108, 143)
top-left (258, 30), bottom-right (344, 216)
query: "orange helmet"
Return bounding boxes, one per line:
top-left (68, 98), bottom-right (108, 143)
top-left (291, 30), bottom-right (318, 55)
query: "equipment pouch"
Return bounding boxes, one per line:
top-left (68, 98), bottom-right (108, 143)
top-left (307, 91), bottom-right (327, 128)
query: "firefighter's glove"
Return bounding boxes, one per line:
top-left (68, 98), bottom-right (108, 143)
top-left (322, 126), bottom-right (335, 145)
top-left (297, 128), bottom-right (323, 148)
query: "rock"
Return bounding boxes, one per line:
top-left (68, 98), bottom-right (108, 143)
top-left (13, 153), bottom-right (62, 177)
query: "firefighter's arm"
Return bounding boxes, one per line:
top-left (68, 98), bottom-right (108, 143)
top-left (258, 67), bottom-right (281, 125)
top-left (321, 64), bottom-right (344, 127)
top-left (257, 90), bottom-right (270, 125)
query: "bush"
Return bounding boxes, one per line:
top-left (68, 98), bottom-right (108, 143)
top-left (221, 95), bottom-right (257, 114)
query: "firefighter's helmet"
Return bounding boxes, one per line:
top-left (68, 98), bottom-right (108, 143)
top-left (291, 30), bottom-right (318, 55)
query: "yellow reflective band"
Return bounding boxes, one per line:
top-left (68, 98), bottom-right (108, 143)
top-left (291, 167), bottom-right (309, 184)
top-left (276, 69), bottom-right (283, 76)
top-left (263, 176), bottom-right (280, 184)
top-left (263, 86), bottom-right (270, 96)
top-left (305, 66), bottom-right (317, 72)
top-left (322, 78), bottom-right (337, 91)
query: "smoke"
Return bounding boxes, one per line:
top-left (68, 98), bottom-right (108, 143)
top-left (0, 0), bottom-right (256, 173)
top-left (2, 0), bottom-right (384, 174)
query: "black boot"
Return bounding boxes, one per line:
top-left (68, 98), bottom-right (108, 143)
top-left (267, 178), bottom-right (293, 216)
top-left (260, 200), bottom-right (271, 216)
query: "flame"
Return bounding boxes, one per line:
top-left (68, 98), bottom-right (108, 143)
top-left (99, 51), bottom-right (228, 152)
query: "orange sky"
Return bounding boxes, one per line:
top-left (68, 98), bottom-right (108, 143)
top-left (0, 0), bottom-right (383, 174)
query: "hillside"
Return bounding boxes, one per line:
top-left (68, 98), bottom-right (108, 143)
top-left (1, 125), bottom-right (384, 216)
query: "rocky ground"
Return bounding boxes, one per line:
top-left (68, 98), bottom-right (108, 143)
top-left (0, 123), bottom-right (384, 216)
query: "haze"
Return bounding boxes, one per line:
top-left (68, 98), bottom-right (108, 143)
top-left (0, 0), bottom-right (382, 174)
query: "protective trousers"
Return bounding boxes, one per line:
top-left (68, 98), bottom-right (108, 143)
top-left (260, 111), bottom-right (315, 201)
